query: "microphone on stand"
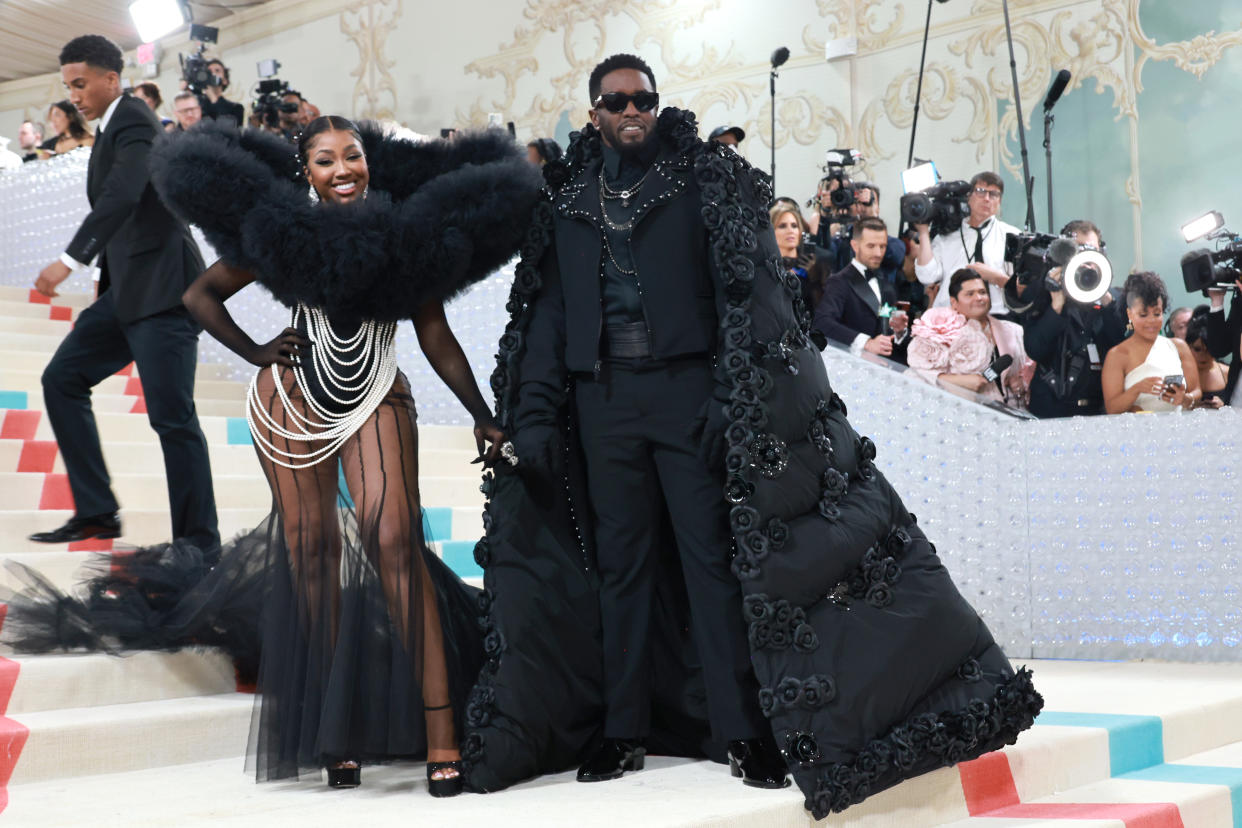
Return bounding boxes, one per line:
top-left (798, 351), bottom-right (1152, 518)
top-left (1043, 69), bottom-right (1071, 111)
top-left (770, 47), bottom-right (790, 68)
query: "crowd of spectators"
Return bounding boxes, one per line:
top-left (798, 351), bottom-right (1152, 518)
top-left (780, 167), bottom-right (1240, 417)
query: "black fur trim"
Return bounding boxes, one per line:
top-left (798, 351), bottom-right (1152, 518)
top-left (149, 119), bottom-right (542, 321)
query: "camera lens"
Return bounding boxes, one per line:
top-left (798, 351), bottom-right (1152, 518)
top-left (1073, 264), bottom-right (1101, 292)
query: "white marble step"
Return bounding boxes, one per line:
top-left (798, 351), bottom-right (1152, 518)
top-left (8, 693), bottom-right (252, 785)
top-left (0, 286), bottom-right (92, 307)
top-left (6, 651), bottom-right (237, 715)
top-left (0, 369), bottom-right (245, 401)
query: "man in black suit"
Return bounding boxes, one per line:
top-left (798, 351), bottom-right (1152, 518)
top-left (514, 53), bottom-right (785, 789)
top-left (813, 216), bottom-right (909, 364)
top-left (31, 35), bottom-right (218, 550)
top-left (1207, 280), bottom-right (1242, 407)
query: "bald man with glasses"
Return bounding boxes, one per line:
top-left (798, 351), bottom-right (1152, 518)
top-left (913, 170), bottom-right (1020, 317)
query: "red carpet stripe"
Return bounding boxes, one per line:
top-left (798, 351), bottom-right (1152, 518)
top-left (123, 376), bottom-right (144, 397)
top-left (37, 474), bottom-right (75, 511)
top-left (960, 751), bottom-right (1185, 827)
top-left (25, 290), bottom-right (49, 306)
top-left (48, 306), bottom-right (72, 322)
top-left (0, 411), bottom-right (40, 441)
top-left (0, 606), bottom-right (27, 813)
top-left (16, 441), bottom-right (57, 474)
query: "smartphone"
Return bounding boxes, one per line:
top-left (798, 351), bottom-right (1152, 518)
top-left (1162, 374), bottom-right (1185, 387)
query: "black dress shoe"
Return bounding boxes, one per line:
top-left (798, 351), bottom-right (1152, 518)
top-left (28, 512), bottom-right (122, 544)
top-left (728, 736), bottom-right (790, 789)
top-left (576, 738), bottom-right (646, 782)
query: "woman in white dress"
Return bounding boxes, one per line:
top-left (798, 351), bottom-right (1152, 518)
top-left (1102, 271), bottom-right (1200, 413)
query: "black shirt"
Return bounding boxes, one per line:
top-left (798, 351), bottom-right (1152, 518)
top-left (200, 95), bottom-right (246, 127)
top-left (599, 143), bottom-right (658, 326)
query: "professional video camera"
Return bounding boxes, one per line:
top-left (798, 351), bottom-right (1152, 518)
top-left (898, 161), bottom-right (970, 238)
top-left (179, 24), bottom-right (221, 96)
top-left (1005, 231), bottom-right (1113, 305)
top-left (250, 60), bottom-right (299, 131)
top-left (821, 148), bottom-right (862, 211)
top-left (1180, 211), bottom-right (1242, 293)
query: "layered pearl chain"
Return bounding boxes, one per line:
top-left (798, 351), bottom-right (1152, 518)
top-left (247, 303), bottom-right (398, 469)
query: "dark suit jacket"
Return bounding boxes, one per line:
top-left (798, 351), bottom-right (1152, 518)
top-left (813, 264), bottom-right (908, 364)
top-left (65, 94), bottom-right (203, 324)
top-left (532, 144), bottom-right (720, 376)
top-left (1207, 293), bottom-right (1242, 404)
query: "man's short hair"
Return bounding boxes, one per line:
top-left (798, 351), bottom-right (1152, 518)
top-left (970, 171), bottom-right (1004, 195)
top-left (135, 82), bottom-right (162, 108)
top-left (22, 120), bottom-right (44, 139)
top-left (949, 267), bottom-right (986, 299)
top-left (174, 91), bottom-right (198, 104)
top-left (59, 35), bottom-right (124, 74)
top-left (1061, 218), bottom-right (1104, 248)
top-left (863, 182), bottom-right (880, 203)
top-left (588, 53), bottom-right (657, 102)
top-left (854, 216), bottom-right (887, 237)
top-left (282, 89), bottom-right (304, 102)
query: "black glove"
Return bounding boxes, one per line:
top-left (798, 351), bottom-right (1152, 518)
top-left (511, 424), bottom-right (562, 486)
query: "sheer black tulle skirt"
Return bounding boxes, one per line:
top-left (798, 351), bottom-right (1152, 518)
top-left (1, 367), bottom-right (485, 780)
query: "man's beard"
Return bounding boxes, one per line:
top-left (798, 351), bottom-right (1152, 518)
top-left (612, 126), bottom-right (658, 160)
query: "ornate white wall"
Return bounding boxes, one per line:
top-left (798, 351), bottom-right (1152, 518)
top-left (3, 1), bottom-right (1242, 306)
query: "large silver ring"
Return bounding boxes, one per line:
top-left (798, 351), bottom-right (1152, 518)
top-left (500, 441), bottom-right (518, 467)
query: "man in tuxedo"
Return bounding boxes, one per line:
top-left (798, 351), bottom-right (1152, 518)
top-left (813, 216), bottom-right (909, 364)
top-left (30, 35), bottom-right (218, 550)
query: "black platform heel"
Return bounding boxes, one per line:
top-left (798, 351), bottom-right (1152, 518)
top-left (326, 761), bottom-right (361, 789)
top-left (424, 702), bottom-right (464, 798)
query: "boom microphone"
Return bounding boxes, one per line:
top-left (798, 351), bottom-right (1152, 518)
top-left (1043, 69), bottom-right (1071, 111)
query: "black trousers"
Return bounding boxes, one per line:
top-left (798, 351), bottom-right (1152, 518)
top-left (41, 291), bottom-right (219, 549)
top-left (575, 359), bottom-right (764, 742)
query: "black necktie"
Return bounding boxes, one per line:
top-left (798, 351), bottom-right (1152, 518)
top-left (973, 223), bottom-right (987, 263)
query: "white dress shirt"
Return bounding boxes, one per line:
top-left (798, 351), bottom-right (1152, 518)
top-left (915, 216), bottom-right (1020, 313)
top-left (60, 94), bottom-right (124, 274)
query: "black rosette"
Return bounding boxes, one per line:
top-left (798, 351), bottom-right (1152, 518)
top-left (776, 676), bottom-right (803, 707)
top-left (748, 433), bottom-right (790, 480)
top-left (743, 593), bottom-right (771, 622)
top-left (765, 517), bottom-right (789, 550)
top-left (792, 622), bottom-right (819, 653)
top-left (473, 538), bottom-right (491, 568)
top-left (729, 505), bottom-right (760, 534)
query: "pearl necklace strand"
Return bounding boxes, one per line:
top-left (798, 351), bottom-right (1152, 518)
top-left (247, 303), bottom-right (398, 469)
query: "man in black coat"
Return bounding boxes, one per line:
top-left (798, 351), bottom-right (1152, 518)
top-left (812, 216), bottom-right (909, 364)
top-left (512, 53), bottom-right (786, 789)
top-left (1206, 281), bottom-right (1242, 406)
top-left (31, 35), bottom-right (217, 550)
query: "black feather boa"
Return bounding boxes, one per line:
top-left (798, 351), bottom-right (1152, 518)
top-left (148, 120), bottom-right (542, 321)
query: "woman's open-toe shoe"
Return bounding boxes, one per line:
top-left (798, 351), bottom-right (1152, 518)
top-left (427, 760), bottom-right (463, 797)
top-left (327, 761), bottom-right (361, 789)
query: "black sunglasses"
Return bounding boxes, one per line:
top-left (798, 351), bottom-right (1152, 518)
top-left (592, 91), bottom-right (660, 114)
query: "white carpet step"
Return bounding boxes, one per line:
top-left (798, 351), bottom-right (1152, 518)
top-left (0, 286), bottom-right (92, 307)
top-left (0, 408), bottom-right (480, 451)
top-left (6, 389), bottom-right (245, 418)
top-left (7, 693), bottom-right (252, 785)
top-left (1, 534), bottom-right (481, 594)
top-left (0, 470), bottom-right (484, 511)
top-left (0, 349), bottom-right (238, 382)
top-left (0, 300), bottom-right (80, 321)
top-left (6, 651), bottom-right (238, 715)
top-left (0, 369), bottom-right (245, 400)
top-left (0, 317), bottom-right (73, 337)
top-left (0, 507), bottom-right (272, 547)
top-left (0, 439), bottom-right (261, 476)
top-left (0, 472), bottom-right (271, 511)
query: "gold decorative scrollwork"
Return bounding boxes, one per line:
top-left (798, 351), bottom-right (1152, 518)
top-left (340, 0), bottom-right (402, 121)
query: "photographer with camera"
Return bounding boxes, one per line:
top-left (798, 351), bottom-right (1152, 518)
top-left (197, 60), bottom-right (245, 126)
top-left (813, 216), bottom-right (909, 364)
top-left (914, 171), bottom-right (1019, 316)
top-left (1020, 220), bottom-right (1127, 418)
top-left (1205, 279), bottom-right (1242, 407)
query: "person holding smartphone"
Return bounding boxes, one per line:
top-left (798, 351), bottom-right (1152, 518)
top-left (1102, 271), bottom-right (1201, 413)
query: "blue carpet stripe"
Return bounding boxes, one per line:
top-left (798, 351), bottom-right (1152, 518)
top-left (0, 390), bottom-right (28, 410)
top-left (1123, 764), bottom-right (1242, 828)
top-left (439, 540), bottom-right (481, 578)
top-left (226, 417), bottom-right (252, 445)
top-left (1035, 711), bottom-right (1164, 775)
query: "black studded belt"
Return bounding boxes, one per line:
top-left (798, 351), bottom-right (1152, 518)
top-left (603, 322), bottom-right (651, 359)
